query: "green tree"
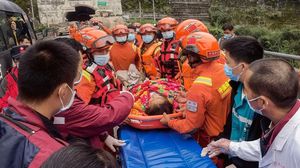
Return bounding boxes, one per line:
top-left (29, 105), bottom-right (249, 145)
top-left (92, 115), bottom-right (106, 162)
top-left (11, 0), bottom-right (39, 21)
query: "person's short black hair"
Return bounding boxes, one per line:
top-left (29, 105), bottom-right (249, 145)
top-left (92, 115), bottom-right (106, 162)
top-left (55, 37), bottom-right (83, 53)
top-left (18, 35), bottom-right (30, 44)
top-left (41, 142), bottom-right (117, 168)
top-left (222, 23), bottom-right (234, 31)
top-left (222, 36), bottom-right (264, 64)
top-left (18, 40), bottom-right (80, 102)
top-left (247, 58), bottom-right (298, 109)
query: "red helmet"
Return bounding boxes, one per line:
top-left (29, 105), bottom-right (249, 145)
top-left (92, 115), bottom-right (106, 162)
top-left (157, 17), bottom-right (178, 31)
top-left (112, 24), bottom-right (129, 36)
top-left (80, 29), bottom-right (115, 51)
top-left (139, 23), bottom-right (157, 35)
top-left (175, 19), bottom-right (209, 40)
top-left (181, 32), bottom-right (220, 62)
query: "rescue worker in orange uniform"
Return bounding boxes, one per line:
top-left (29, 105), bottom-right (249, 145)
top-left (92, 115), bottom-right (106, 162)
top-left (127, 24), bottom-right (141, 47)
top-left (138, 23), bottom-right (161, 80)
top-left (175, 19), bottom-right (225, 90)
top-left (109, 24), bottom-right (140, 71)
top-left (175, 19), bottom-right (209, 90)
top-left (156, 17), bottom-right (181, 80)
top-left (89, 18), bottom-right (112, 35)
top-left (68, 22), bottom-right (78, 39)
top-left (132, 22), bottom-right (143, 46)
top-left (160, 32), bottom-right (232, 148)
top-left (75, 29), bottom-right (122, 106)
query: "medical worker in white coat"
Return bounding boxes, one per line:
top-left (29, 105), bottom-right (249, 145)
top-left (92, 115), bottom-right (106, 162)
top-left (205, 58), bottom-right (300, 168)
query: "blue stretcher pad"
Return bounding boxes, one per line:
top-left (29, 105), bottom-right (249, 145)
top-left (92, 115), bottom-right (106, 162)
top-left (119, 126), bottom-right (216, 168)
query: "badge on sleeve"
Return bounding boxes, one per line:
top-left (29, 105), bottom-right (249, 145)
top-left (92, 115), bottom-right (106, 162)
top-left (187, 100), bottom-right (198, 112)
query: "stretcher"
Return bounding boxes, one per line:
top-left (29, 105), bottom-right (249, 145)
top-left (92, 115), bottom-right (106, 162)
top-left (128, 79), bottom-right (185, 130)
top-left (118, 126), bottom-right (216, 168)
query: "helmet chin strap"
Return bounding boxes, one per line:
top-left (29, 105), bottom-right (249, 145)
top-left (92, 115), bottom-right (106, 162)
top-left (188, 59), bottom-right (203, 68)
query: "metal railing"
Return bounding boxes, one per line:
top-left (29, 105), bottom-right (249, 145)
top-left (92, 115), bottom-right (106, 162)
top-left (264, 50), bottom-right (300, 60)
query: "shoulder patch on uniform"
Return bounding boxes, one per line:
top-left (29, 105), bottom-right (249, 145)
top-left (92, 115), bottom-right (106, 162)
top-left (187, 100), bottom-right (198, 112)
top-left (193, 76), bottom-right (212, 86)
top-left (217, 80), bottom-right (232, 99)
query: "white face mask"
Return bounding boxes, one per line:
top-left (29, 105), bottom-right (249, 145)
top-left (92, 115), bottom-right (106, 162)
top-left (127, 33), bottom-right (136, 42)
top-left (142, 34), bottom-right (154, 44)
top-left (94, 54), bottom-right (110, 66)
top-left (162, 30), bottom-right (174, 39)
top-left (115, 36), bottom-right (127, 43)
top-left (246, 96), bottom-right (266, 115)
top-left (58, 85), bottom-right (76, 113)
top-left (74, 70), bottom-right (83, 85)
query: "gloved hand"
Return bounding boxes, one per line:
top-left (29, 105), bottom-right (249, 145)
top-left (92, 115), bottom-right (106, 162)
top-left (203, 138), bottom-right (231, 158)
top-left (104, 135), bottom-right (126, 152)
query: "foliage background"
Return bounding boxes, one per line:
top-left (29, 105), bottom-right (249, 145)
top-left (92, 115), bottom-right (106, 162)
top-left (11, 0), bottom-right (300, 56)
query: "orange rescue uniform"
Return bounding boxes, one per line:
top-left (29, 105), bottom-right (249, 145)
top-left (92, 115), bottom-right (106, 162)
top-left (135, 34), bottom-right (143, 47)
top-left (110, 42), bottom-right (140, 71)
top-left (139, 41), bottom-right (161, 79)
top-left (168, 61), bottom-right (232, 147)
top-left (180, 59), bottom-right (193, 90)
top-left (75, 70), bottom-right (96, 104)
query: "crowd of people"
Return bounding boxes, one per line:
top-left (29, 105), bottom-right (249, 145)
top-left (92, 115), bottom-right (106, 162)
top-left (0, 16), bottom-right (299, 168)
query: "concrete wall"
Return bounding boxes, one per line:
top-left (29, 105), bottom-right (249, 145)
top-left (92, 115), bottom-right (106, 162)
top-left (37, 0), bottom-right (122, 25)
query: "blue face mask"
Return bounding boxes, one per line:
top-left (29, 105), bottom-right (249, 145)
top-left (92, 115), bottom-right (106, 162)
top-left (142, 34), bottom-right (154, 44)
top-left (94, 54), bottom-right (110, 66)
top-left (162, 30), bottom-right (174, 39)
top-left (245, 96), bottom-right (264, 115)
top-left (115, 36), bottom-right (127, 43)
top-left (224, 63), bottom-right (242, 81)
top-left (127, 33), bottom-right (136, 42)
top-left (224, 34), bottom-right (233, 40)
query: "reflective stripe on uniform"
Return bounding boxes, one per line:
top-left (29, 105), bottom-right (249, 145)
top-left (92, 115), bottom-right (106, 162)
top-left (82, 70), bottom-right (92, 82)
top-left (86, 63), bottom-right (97, 74)
top-left (232, 108), bottom-right (253, 126)
top-left (193, 76), bottom-right (212, 86)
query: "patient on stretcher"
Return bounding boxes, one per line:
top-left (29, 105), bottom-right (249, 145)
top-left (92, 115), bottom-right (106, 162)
top-left (128, 79), bottom-right (184, 129)
top-left (145, 92), bottom-right (173, 116)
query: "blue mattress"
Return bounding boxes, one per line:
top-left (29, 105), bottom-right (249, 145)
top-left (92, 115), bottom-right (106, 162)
top-left (118, 126), bottom-right (216, 168)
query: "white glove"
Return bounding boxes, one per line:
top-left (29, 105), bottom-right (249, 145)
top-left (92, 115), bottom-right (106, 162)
top-left (202, 139), bottom-right (231, 158)
top-left (104, 135), bottom-right (126, 152)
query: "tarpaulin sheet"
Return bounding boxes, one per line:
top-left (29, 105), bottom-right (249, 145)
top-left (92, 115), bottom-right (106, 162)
top-left (119, 126), bottom-right (216, 168)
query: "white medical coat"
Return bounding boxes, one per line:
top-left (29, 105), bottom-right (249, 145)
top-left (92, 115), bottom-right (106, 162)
top-left (228, 107), bottom-right (300, 168)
